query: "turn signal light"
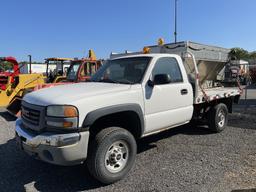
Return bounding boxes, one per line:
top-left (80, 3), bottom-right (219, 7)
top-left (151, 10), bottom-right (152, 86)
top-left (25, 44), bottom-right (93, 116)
top-left (64, 106), bottom-right (78, 117)
top-left (143, 47), bottom-right (151, 54)
top-left (63, 122), bottom-right (74, 128)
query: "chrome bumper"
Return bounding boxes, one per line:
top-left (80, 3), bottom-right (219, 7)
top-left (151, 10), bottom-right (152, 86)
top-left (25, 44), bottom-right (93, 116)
top-left (15, 118), bottom-right (90, 166)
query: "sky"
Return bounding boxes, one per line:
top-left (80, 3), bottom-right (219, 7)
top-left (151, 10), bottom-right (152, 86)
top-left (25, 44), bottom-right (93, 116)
top-left (0, 0), bottom-right (255, 62)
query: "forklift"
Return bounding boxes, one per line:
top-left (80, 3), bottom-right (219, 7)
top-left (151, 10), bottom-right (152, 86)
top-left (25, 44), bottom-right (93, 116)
top-left (44, 57), bottom-right (73, 83)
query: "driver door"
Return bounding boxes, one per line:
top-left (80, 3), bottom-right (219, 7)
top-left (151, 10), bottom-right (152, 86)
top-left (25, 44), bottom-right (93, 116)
top-left (143, 57), bottom-right (193, 134)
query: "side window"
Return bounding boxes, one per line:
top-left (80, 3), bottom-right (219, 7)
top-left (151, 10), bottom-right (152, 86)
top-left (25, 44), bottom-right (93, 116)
top-left (152, 57), bottom-right (183, 83)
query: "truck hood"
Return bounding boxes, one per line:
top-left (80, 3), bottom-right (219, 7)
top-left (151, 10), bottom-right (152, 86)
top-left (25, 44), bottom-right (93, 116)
top-left (24, 82), bottom-right (131, 106)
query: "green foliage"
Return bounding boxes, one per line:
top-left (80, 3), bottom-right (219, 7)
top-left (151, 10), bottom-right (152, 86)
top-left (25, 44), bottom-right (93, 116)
top-left (229, 48), bottom-right (256, 61)
top-left (250, 51), bottom-right (256, 59)
top-left (20, 61), bottom-right (43, 64)
top-left (229, 48), bottom-right (250, 60)
top-left (0, 61), bottom-right (13, 72)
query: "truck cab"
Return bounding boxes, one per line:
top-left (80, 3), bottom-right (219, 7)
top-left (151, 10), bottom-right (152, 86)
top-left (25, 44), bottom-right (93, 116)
top-left (66, 58), bottom-right (102, 82)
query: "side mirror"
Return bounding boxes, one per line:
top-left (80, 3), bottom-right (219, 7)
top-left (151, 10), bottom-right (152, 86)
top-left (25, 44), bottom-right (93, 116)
top-left (154, 74), bottom-right (172, 85)
top-left (147, 79), bottom-right (154, 87)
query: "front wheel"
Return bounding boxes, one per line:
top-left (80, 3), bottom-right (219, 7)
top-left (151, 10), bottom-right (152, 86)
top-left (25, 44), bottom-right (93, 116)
top-left (207, 103), bottom-right (228, 133)
top-left (87, 127), bottom-right (137, 184)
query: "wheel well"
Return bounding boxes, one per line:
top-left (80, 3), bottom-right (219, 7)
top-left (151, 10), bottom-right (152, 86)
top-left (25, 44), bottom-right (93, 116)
top-left (193, 97), bottom-right (233, 119)
top-left (215, 98), bottom-right (232, 113)
top-left (89, 111), bottom-right (143, 139)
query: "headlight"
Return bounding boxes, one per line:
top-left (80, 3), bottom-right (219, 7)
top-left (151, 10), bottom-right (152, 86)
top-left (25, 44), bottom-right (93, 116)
top-left (46, 105), bottom-right (79, 129)
top-left (47, 105), bottom-right (78, 117)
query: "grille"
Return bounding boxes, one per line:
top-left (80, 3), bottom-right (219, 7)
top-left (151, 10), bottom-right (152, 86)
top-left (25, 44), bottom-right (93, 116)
top-left (21, 106), bottom-right (40, 125)
top-left (21, 101), bottom-right (45, 131)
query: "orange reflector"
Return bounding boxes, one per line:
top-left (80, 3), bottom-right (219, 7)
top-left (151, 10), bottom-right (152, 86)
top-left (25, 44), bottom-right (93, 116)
top-left (63, 122), bottom-right (73, 128)
top-left (64, 106), bottom-right (78, 117)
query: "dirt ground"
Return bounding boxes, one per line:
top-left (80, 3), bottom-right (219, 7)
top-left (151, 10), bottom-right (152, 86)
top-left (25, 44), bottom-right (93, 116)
top-left (0, 85), bottom-right (255, 192)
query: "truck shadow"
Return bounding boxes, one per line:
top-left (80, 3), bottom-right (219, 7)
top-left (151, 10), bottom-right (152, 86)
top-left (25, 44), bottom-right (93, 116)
top-left (137, 123), bottom-right (213, 153)
top-left (0, 139), bottom-right (103, 192)
top-left (228, 114), bottom-right (256, 130)
top-left (0, 124), bottom-right (213, 191)
top-left (0, 111), bottom-right (17, 122)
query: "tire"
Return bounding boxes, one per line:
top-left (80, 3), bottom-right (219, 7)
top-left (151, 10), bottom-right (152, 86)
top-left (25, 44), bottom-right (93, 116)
top-left (86, 127), bottom-right (137, 184)
top-left (207, 103), bottom-right (228, 133)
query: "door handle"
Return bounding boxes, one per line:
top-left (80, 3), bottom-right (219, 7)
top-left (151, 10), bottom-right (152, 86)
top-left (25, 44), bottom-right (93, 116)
top-left (180, 89), bottom-right (188, 95)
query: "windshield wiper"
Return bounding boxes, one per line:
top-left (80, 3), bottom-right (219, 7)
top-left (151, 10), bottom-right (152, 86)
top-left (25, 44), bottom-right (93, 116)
top-left (117, 79), bottom-right (134, 84)
top-left (90, 78), bottom-right (134, 84)
top-left (98, 79), bottom-right (119, 84)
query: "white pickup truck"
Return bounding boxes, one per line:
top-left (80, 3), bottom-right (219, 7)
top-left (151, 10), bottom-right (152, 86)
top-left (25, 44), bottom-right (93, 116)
top-left (15, 41), bottom-right (241, 184)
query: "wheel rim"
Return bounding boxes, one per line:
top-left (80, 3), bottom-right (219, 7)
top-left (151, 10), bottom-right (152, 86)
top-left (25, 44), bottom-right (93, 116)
top-left (217, 109), bottom-right (226, 127)
top-left (105, 141), bottom-right (129, 173)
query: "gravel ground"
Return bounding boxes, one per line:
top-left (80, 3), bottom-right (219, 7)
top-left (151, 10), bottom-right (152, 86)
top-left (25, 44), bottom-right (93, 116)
top-left (0, 98), bottom-right (256, 192)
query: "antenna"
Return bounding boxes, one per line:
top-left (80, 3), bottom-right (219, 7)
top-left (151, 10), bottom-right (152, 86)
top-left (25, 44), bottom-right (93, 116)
top-left (174, 0), bottom-right (178, 43)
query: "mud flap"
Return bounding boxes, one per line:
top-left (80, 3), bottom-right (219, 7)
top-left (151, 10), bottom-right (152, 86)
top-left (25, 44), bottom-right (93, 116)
top-left (234, 95), bottom-right (240, 104)
top-left (6, 97), bottom-right (22, 117)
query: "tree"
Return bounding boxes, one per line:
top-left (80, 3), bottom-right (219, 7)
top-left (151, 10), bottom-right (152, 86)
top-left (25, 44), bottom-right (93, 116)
top-left (229, 48), bottom-right (250, 60)
top-left (249, 51), bottom-right (256, 60)
top-left (0, 61), bottom-right (13, 72)
top-left (229, 48), bottom-right (256, 61)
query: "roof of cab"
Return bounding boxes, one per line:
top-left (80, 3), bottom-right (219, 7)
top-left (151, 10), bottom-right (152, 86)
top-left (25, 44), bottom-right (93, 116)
top-left (111, 53), bottom-right (178, 60)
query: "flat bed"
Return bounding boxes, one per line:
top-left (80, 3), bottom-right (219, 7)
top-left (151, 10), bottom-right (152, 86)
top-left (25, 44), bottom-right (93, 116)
top-left (197, 87), bottom-right (242, 103)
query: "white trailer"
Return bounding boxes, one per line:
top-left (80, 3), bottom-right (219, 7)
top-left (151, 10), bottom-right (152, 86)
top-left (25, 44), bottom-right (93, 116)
top-left (19, 63), bottom-right (71, 74)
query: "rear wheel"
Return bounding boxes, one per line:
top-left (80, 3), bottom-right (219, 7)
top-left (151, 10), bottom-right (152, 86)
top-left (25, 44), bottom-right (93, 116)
top-left (208, 103), bottom-right (228, 132)
top-left (87, 127), bottom-right (137, 184)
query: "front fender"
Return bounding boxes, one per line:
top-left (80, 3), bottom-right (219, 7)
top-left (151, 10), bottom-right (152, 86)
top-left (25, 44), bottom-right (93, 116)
top-left (82, 103), bottom-right (144, 136)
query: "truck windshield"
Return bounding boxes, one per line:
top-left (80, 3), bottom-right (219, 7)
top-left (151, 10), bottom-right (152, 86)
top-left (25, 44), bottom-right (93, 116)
top-left (91, 57), bottom-right (151, 84)
top-left (66, 62), bottom-right (80, 81)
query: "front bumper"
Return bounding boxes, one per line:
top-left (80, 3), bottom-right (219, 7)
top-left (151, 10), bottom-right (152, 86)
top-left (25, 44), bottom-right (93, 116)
top-left (15, 119), bottom-right (89, 166)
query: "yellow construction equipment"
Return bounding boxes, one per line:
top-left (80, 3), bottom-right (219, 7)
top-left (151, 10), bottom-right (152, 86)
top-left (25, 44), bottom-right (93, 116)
top-left (0, 57), bottom-right (45, 110)
top-left (4, 50), bottom-right (101, 116)
top-left (44, 57), bottom-right (73, 83)
top-left (0, 73), bottom-right (45, 108)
